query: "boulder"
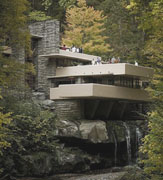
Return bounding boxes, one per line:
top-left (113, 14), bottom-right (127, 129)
top-left (55, 119), bottom-right (81, 138)
top-left (79, 120), bottom-right (109, 143)
top-left (32, 92), bottom-right (46, 101)
top-left (41, 99), bottom-right (55, 110)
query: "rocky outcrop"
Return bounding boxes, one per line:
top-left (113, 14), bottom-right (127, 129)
top-left (32, 92), bottom-right (46, 101)
top-left (32, 92), bottom-right (55, 110)
top-left (54, 119), bottom-right (145, 144)
top-left (16, 145), bottom-right (103, 176)
top-left (54, 119), bottom-right (81, 138)
top-left (55, 119), bottom-right (109, 143)
top-left (4, 95), bottom-right (145, 177)
top-left (3, 118), bottom-right (145, 177)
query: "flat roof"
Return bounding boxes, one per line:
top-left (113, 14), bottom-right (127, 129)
top-left (31, 34), bottom-right (43, 39)
top-left (40, 49), bottom-right (99, 62)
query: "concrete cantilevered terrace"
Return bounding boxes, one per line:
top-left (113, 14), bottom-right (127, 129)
top-left (47, 63), bottom-right (153, 80)
top-left (40, 49), bottom-right (98, 62)
top-left (50, 83), bottom-right (151, 101)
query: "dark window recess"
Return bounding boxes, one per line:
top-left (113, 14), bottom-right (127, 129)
top-left (50, 76), bottom-right (143, 89)
top-left (25, 38), bottom-right (38, 63)
top-left (52, 78), bottom-right (76, 87)
top-left (26, 73), bottom-right (36, 90)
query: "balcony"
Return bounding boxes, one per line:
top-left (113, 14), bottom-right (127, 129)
top-left (50, 83), bottom-right (151, 102)
top-left (40, 49), bottom-right (99, 62)
top-left (47, 63), bottom-right (153, 80)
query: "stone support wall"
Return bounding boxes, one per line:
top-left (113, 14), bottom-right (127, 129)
top-left (29, 20), bottom-right (60, 94)
top-left (54, 100), bottom-right (83, 120)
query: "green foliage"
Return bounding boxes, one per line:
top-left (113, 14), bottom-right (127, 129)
top-left (0, 55), bottom-right (35, 90)
top-left (28, 0), bottom-right (52, 22)
top-left (0, 0), bottom-right (34, 91)
top-left (99, 0), bottom-right (144, 63)
top-left (0, 0), bottom-right (33, 163)
top-left (129, 0), bottom-right (163, 179)
top-left (9, 101), bottom-right (57, 152)
top-left (0, 98), bottom-right (57, 175)
top-left (0, 0), bottom-right (30, 49)
top-left (28, 0), bottom-right (64, 24)
top-left (0, 90), bottom-right (12, 173)
top-left (140, 103), bottom-right (163, 180)
top-left (41, 0), bottom-right (52, 10)
top-left (29, 10), bottom-right (52, 22)
top-left (62, 0), bottom-right (111, 56)
top-left (0, 107), bottom-right (12, 155)
top-left (59, 0), bottom-right (76, 9)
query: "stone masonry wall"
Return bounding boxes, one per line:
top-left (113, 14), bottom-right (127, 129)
top-left (29, 20), bottom-right (60, 94)
top-left (54, 100), bottom-right (83, 120)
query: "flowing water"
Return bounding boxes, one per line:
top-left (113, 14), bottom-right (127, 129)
top-left (123, 122), bottom-right (132, 164)
top-left (112, 131), bottom-right (117, 167)
top-left (136, 127), bottom-right (142, 147)
top-left (135, 127), bottom-right (142, 159)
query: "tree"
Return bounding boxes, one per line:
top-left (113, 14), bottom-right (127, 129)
top-left (0, 0), bottom-right (30, 48)
top-left (62, 0), bottom-right (111, 56)
top-left (59, 0), bottom-right (76, 9)
top-left (28, 0), bottom-right (65, 24)
top-left (128, 0), bottom-right (163, 179)
top-left (28, 0), bottom-right (52, 22)
top-left (140, 104), bottom-right (163, 180)
top-left (99, 0), bottom-right (145, 63)
top-left (0, 98), bottom-right (57, 175)
top-left (0, 0), bottom-right (34, 159)
top-left (0, 103), bottom-right (12, 156)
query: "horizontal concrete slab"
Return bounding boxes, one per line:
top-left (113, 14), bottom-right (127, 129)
top-left (40, 49), bottom-right (98, 62)
top-left (50, 83), bottom-right (151, 102)
top-left (47, 63), bottom-right (153, 80)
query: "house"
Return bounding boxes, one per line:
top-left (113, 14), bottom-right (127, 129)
top-left (11, 20), bottom-right (154, 120)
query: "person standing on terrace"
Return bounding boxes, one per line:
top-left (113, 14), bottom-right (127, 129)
top-left (92, 58), bottom-right (96, 65)
top-left (62, 44), bottom-right (67, 50)
top-left (111, 57), bottom-right (116, 63)
top-left (79, 47), bottom-right (83, 53)
top-left (96, 57), bottom-right (101, 65)
top-left (71, 44), bottom-right (76, 52)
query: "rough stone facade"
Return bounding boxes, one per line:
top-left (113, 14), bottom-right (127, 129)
top-left (29, 20), bottom-right (60, 94)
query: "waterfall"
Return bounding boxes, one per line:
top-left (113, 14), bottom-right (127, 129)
top-left (135, 127), bottom-right (142, 159)
top-left (123, 122), bottom-right (132, 164)
top-left (112, 131), bottom-right (117, 166)
top-left (136, 127), bottom-right (142, 147)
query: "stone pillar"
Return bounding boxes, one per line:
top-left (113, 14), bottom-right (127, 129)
top-left (54, 100), bottom-right (83, 120)
top-left (29, 20), bottom-right (60, 95)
